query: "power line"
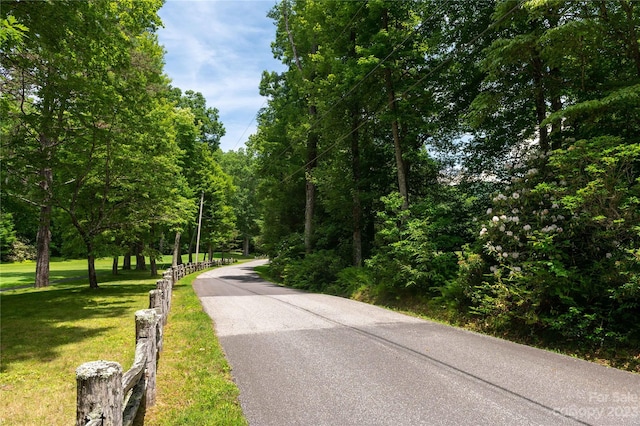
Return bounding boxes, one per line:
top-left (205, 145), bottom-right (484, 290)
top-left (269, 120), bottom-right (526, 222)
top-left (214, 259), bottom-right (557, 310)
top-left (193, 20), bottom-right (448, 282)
top-left (271, 0), bottom-right (447, 164)
top-left (229, 99), bottom-right (267, 151)
top-left (266, 0), bottom-right (371, 163)
top-left (279, 0), bottom-right (526, 184)
top-left (225, 2), bottom-right (368, 154)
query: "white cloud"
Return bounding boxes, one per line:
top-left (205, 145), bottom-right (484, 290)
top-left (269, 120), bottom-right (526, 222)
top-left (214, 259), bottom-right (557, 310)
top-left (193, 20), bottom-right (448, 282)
top-left (158, 0), bottom-right (284, 151)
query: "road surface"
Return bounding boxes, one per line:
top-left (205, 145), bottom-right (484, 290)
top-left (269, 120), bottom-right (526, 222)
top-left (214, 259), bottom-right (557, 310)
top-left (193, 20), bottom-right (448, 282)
top-left (194, 260), bottom-right (640, 426)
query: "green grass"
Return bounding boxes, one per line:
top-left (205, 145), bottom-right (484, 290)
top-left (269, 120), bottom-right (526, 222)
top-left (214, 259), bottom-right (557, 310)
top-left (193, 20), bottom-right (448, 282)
top-left (143, 272), bottom-right (247, 425)
top-left (0, 258), bottom-right (248, 425)
top-left (0, 253), bottom-right (251, 290)
top-left (0, 271), bottom-right (158, 425)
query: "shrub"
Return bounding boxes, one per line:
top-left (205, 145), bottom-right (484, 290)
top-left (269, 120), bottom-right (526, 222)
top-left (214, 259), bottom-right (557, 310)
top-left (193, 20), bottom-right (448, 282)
top-left (281, 250), bottom-right (346, 292)
top-left (7, 238), bottom-right (36, 262)
top-left (366, 193), bottom-right (459, 295)
top-left (0, 211), bottom-right (17, 262)
top-left (468, 139), bottom-right (640, 347)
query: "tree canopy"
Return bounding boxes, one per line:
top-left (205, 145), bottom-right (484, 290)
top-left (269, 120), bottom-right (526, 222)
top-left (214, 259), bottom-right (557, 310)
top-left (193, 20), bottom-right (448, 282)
top-left (248, 0), bottom-right (640, 353)
top-left (1, 0), bottom-right (232, 288)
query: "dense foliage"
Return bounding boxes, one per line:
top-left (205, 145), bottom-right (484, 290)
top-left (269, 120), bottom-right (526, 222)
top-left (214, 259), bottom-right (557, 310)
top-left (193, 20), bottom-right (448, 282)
top-left (0, 1), bottom-right (235, 287)
top-left (2, 0), bottom-right (638, 356)
top-left (247, 0), bottom-right (640, 353)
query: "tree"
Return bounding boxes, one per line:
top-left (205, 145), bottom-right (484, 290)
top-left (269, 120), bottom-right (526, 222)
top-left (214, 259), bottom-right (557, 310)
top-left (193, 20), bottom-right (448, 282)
top-left (219, 149), bottom-right (261, 256)
top-left (165, 88), bottom-right (227, 265)
top-left (1, 0), bottom-right (174, 288)
top-left (462, 0), bottom-right (640, 346)
top-left (168, 87), bottom-right (225, 150)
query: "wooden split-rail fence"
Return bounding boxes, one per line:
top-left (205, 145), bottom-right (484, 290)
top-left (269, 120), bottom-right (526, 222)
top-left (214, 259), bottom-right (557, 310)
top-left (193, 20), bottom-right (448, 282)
top-left (75, 259), bottom-right (235, 426)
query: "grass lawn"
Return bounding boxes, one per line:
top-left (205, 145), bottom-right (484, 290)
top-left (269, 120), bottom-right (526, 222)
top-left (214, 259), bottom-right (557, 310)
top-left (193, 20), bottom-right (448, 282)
top-left (0, 253), bottom-right (241, 290)
top-left (0, 257), bottom-right (249, 425)
top-left (0, 271), bottom-right (157, 425)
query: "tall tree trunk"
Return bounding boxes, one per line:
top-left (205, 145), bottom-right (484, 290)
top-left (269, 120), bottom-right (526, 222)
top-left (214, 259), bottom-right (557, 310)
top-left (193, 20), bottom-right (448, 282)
top-left (283, 2), bottom-right (317, 253)
top-left (531, 29), bottom-right (549, 153)
top-left (385, 68), bottom-right (409, 209)
top-left (35, 201), bottom-right (51, 288)
top-left (172, 231), bottom-right (181, 267)
top-left (87, 244), bottom-right (98, 289)
top-left (35, 154), bottom-right (53, 287)
top-left (123, 252), bottom-right (131, 270)
top-left (150, 256), bottom-right (157, 276)
top-left (188, 227), bottom-right (195, 263)
top-left (304, 115), bottom-right (318, 254)
top-left (620, 0), bottom-right (640, 77)
top-left (383, 10), bottom-right (409, 210)
top-left (135, 241), bottom-right (146, 270)
top-left (550, 68), bottom-right (563, 151)
top-left (243, 235), bottom-right (250, 257)
top-left (350, 30), bottom-right (363, 267)
top-left (112, 256), bottom-right (118, 275)
top-left (351, 106), bottom-right (363, 267)
top-left (35, 79), bottom-right (57, 288)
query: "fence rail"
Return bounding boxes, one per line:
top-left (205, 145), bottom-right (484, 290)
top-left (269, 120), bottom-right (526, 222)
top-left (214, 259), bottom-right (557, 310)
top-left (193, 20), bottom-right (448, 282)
top-left (76, 259), bottom-right (235, 426)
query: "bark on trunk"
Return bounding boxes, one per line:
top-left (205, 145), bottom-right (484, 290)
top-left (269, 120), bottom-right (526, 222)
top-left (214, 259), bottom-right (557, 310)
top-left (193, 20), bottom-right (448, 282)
top-left (385, 68), bottom-right (409, 210)
top-left (87, 252), bottom-right (98, 289)
top-left (243, 235), bottom-right (250, 257)
top-left (112, 256), bottom-right (118, 275)
top-left (550, 74), bottom-right (563, 150)
top-left (150, 256), bottom-right (157, 276)
top-left (135, 242), bottom-right (146, 271)
top-left (383, 10), bottom-right (409, 210)
top-left (351, 106), bottom-right (363, 267)
top-left (304, 117), bottom-right (318, 254)
top-left (123, 252), bottom-right (131, 270)
top-left (35, 202), bottom-right (51, 288)
top-left (188, 228), bottom-right (195, 263)
top-left (35, 81), bottom-right (57, 288)
top-left (208, 244), bottom-right (213, 262)
top-left (172, 231), bottom-right (181, 268)
top-left (284, 2), bottom-right (318, 253)
top-left (349, 29), bottom-right (363, 267)
top-left (620, 0), bottom-right (640, 77)
top-left (531, 42), bottom-right (549, 153)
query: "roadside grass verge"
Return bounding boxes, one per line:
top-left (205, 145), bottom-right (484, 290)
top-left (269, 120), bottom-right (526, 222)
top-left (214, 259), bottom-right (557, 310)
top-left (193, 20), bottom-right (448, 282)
top-left (143, 272), bottom-right (247, 426)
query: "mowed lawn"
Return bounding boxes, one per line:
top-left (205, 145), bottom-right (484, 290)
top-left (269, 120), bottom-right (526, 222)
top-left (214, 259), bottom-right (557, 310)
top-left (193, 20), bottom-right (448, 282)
top-left (0, 255), bottom-right (209, 290)
top-left (0, 256), bottom-right (245, 425)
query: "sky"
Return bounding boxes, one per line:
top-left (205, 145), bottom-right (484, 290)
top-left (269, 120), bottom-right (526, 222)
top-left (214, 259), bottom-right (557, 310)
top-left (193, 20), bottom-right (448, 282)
top-left (157, 0), bottom-right (285, 152)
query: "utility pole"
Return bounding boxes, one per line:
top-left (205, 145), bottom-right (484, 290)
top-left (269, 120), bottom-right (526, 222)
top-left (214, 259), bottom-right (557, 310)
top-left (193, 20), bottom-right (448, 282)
top-left (195, 191), bottom-right (204, 265)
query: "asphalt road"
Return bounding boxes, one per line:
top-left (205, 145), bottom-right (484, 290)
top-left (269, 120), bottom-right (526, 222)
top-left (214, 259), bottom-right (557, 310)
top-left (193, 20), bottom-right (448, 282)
top-left (194, 260), bottom-right (640, 426)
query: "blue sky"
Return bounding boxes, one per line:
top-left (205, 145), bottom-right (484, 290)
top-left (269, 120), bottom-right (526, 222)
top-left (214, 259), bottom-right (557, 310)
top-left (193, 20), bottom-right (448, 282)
top-left (158, 0), bottom-right (285, 151)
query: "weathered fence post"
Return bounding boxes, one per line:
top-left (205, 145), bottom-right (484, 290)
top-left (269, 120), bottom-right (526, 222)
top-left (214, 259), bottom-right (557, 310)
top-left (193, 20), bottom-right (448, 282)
top-left (163, 270), bottom-right (173, 288)
top-left (76, 361), bottom-right (123, 426)
top-left (161, 279), bottom-right (170, 324)
top-left (149, 289), bottom-right (161, 314)
top-left (135, 309), bottom-right (158, 406)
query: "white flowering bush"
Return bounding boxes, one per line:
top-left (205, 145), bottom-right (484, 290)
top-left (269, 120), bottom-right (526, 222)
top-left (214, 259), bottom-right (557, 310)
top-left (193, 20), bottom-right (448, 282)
top-left (465, 139), bottom-right (640, 346)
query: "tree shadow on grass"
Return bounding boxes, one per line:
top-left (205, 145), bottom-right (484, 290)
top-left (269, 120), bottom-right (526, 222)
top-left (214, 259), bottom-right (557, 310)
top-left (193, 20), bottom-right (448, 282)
top-left (0, 281), bottom-right (156, 373)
